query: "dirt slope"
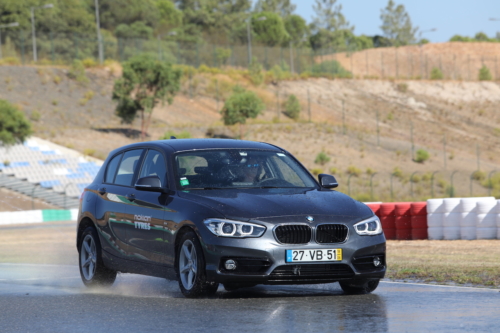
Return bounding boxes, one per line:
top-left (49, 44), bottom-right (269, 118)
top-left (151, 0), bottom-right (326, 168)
top-left (1, 62), bottom-right (499, 201)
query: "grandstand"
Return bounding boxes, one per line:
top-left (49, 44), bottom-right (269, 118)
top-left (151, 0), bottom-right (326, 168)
top-left (0, 137), bottom-right (103, 208)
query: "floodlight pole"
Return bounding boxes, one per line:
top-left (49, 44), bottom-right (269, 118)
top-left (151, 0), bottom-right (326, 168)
top-left (0, 22), bottom-right (19, 59)
top-left (247, 16), bottom-right (266, 66)
top-left (31, 4), bottom-right (54, 62)
top-left (94, 0), bottom-right (103, 64)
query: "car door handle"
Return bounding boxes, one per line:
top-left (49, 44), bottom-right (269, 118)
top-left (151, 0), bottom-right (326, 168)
top-left (126, 193), bottom-right (136, 202)
top-left (98, 187), bottom-right (106, 195)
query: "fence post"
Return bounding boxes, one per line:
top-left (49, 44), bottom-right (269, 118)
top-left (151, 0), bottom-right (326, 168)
top-left (307, 88), bottom-right (311, 122)
top-left (370, 173), bottom-right (377, 201)
top-left (443, 134), bottom-right (447, 170)
top-left (20, 30), bottom-right (25, 65)
top-left (348, 174), bottom-right (354, 197)
top-left (476, 144), bottom-right (480, 171)
top-left (395, 47), bottom-right (398, 79)
top-left (365, 50), bottom-right (368, 78)
top-left (450, 171), bottom-right (458, 197)
top-left (390, 173), bottom-right (396, 201)
top-left (376, 110), bottom-right (380, 147)
top-left (381, 50), bottom-right (384, 78)
top-left (410, 120), bottom-right (414, 160)
top-left (50, 31), bottom-right (55, 63)
top-left (470, 170), bottom-right (478, 197)
top-left (488, 170), bottom-right (497, 196)
top-left (410, 171), bottom-right (419, 198)
top-left (342, 99), bottom-right (346, 135)
top-left (430, 171), bottom-right (439, 198)
top-left (276, 86), bottom-right (280, 120)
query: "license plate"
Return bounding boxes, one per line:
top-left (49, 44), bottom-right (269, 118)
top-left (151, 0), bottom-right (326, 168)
top-left (286, 249), bottom-right (342, 262)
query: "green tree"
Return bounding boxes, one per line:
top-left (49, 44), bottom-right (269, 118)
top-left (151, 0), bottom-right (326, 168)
top-left (312, 0), bottom-right (353, 32)
top-left (252, 12), bottom-right (289, 47)
top-left (284, 14), bottom-right (308, 45)
top-left (155, 0), bottom-right (183, 36)
top-left (380, 0), bottom-right (418, 46)
top-left (283, 94), bottom-right (301, 120)
top-left (221, 86), bottom-right (264, 139)
top-left (0, 99), bottom-right (32, 146)
top-left (255, 0), bottom-right (296, 17)
top-left (115, 21), bottom-right (154, 39)
top-left (112, 54), bottom-right (182, 139)
top-left (430, 67), bottom-right (443, 80)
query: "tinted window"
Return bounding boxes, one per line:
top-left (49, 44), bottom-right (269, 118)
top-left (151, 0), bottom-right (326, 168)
top-left (174, 150), bottom-right (316, 189)
top-left (139, 150), bottom-right (167, 186)
top-left (105, 153), bottom-right (122, 183)
top-left (114, 149), bottom-right (143, 186)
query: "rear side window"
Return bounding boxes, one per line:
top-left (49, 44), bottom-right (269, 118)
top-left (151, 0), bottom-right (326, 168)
top-left (114, 149), bottom-right (143, 186)
top-left (139, 149), bottom-right (167, 186)
top-left (105, 154), bottom-right (122, 183)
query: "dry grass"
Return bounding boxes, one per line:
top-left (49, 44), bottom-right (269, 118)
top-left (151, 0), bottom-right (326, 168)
top-left (386, 240), bottom-right (500, 288)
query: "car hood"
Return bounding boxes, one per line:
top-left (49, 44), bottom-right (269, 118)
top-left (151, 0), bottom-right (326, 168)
top-left (177, 188), bottom-right (373, 223)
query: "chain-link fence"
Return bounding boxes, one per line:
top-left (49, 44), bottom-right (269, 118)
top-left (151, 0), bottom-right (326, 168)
top-left (1, 31), bottom-right (500, 81)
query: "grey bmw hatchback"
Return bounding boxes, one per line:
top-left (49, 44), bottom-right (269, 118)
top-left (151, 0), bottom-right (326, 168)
top-left (77, 139), bottom-right (386, 298)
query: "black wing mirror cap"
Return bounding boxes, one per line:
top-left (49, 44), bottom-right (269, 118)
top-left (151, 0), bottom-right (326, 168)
top-left (135, 176), bottom-right (164, 192)
top-left (318, 174), bottom-right (338, 188)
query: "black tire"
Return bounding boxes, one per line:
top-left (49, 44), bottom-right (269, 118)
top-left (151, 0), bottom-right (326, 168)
top-left (78, 226), bottom-right (117, 288)
top-left (176, 230), bottom-right (219, 298)
top-left (339, 279), bottom-right (380, 295)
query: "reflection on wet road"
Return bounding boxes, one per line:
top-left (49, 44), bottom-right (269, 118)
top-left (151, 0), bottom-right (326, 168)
top-left (0, 263), bottom-right (499, 332)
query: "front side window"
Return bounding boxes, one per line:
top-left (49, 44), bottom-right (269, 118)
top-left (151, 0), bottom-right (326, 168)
top-left (114, 149), bottom-right (143, 186)
top-left (139, 149), bottom-right (167, 186)
top-left (175, 150), bottom-right (316, 190)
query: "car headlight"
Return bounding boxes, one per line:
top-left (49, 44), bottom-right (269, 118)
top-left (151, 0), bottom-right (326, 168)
top-left (204, 219), bottom-right (266, 238)
top-left (354, 216), bottom-right (382, 236)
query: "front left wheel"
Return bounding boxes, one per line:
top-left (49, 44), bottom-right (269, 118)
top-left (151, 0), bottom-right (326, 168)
top-left (79, 226), bottom-right (117, 288)
top-left (176, 230), bottom-right (219, 298)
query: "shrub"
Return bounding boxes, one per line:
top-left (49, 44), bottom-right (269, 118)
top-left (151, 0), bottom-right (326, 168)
top-left (396, 82), bottom-right (408, 93)
top-left (329, 167), bottom-right (338, 175)
top-left (346, 165), bottom-right (362, 177)
top-left (0, 99), bottom-right (32, 145)
top-left (414, 149), bottom-right (430, 163)
top-left (393, 167), bottom-right (403, 179)
top-left (30, 110), bottom-right (41, 121)
top-left (478, 65), bottom-right (492, 81)
top-left (248, 58), bottom-right (264, 86)
top-left (283, 94), bottom-right (301, 120)
top-left (430, 67), bottom-right (443, 80)
top-left (53, 76), bottom-right (61, 84)
top-left (0, 57), bottom-right (20, 66)
top-left (366, 168), bottom-right (376, 175)
top-left (68, 60), bottom-right (89, 85)
top-left (310, 168), bottom-right (323, 176)
top-left (472, 170), bottom-right (486, 181)
top-left (311, 60), bottom-right (351, 77)
top-left (314, 152), bottom-right (330, 165)
top-left (160, 130), bottom-right (191, 140)
top-left (82, 58), bottom-right (97, 68)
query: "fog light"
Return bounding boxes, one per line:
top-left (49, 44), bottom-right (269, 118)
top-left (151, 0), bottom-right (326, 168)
top-left (224, 259), bottom-right (237, 270)
top-left (373, 256), bottom-right (382, 267)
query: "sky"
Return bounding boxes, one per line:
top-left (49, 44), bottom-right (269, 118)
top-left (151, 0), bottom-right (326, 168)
top-left (292, 0), bottom-right (500, 43)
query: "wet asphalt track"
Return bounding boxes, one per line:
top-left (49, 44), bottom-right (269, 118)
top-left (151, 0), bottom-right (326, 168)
top-left (0, 262), bottom-right (499, 332)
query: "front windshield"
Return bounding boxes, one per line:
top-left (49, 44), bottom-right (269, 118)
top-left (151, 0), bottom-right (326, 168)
top-left (174, 149), bottom-right (317, 190)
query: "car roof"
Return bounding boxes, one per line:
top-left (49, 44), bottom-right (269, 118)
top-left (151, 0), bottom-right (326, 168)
top-left (110, 139), bottom-right (283, 155)
top-left (159, 139), bottom-right (282, 152)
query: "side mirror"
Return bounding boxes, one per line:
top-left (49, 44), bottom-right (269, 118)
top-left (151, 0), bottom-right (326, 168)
top-left (318, 174), bottom-right (338, 189)
top-left (135, 176), bottom-right (164, 192)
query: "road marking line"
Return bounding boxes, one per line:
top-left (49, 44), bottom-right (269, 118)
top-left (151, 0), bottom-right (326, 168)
top-left (381, 280), bottom-right (500, 292)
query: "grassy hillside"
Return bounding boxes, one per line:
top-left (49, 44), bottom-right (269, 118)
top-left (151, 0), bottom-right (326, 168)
top-left (1, 60), bottom-right (500, 201)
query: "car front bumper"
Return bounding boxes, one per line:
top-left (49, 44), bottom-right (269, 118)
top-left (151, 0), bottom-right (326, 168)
top-left (202, 232), bottom-right (386, 285)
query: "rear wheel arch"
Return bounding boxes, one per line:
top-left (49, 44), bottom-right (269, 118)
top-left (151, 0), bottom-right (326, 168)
top-left (77, 217), bottom-right (96, 250)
